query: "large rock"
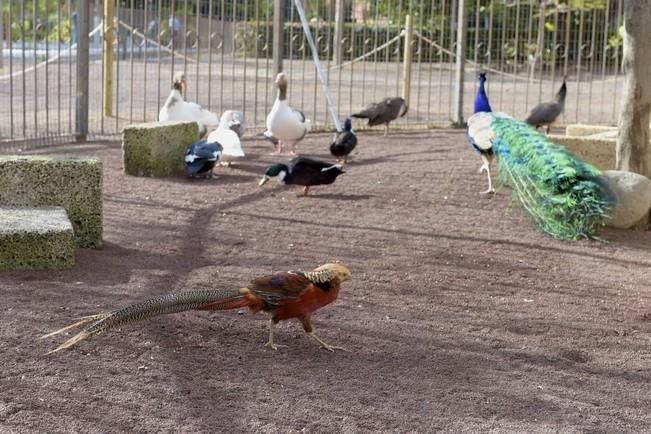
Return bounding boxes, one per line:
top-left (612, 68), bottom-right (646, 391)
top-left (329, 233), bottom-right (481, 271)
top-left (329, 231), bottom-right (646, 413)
top-left (0, 156), bottom-right (103, 248)
top-left (122, 120), bottom-right (199, 177)
top-left (601, 170), bottom-right (651, 229)
top-left (0, 206), bottom-right (75, 270)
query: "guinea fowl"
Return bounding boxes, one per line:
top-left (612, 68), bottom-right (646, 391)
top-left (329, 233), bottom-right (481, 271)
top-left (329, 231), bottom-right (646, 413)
top-left (352, 96), bottom-right (408, 135)
top-left (265, 73), bottom-right (311, 155)
top-left (207, 111), bottom-right (245, 166)
top-left (259, 156), bottom-right (344, 196)
top-left (158, 72), bottom-right (220, 138)
top-left (329, 118), bottom-right (358, 164)
top-left (525, 79), bottom-right (567, 134)
top-left (466, 72), bottom-right (495, 194)
top-left (184, 139), bottom-right (223, 178)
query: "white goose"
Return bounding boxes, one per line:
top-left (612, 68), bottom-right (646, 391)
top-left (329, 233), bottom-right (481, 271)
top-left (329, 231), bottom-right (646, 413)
top-left (158, 72), bottom-right (219, 138)
top-left (206, 110), bottom-right (246, 166)
top-left (264, 73), bottom-right (311, 155)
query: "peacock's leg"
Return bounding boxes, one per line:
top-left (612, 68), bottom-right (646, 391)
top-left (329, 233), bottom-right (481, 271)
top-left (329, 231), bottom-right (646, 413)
top-left (301, 316), bottom-right (346, 352)
top-left (384, 124), bottom-right (389, 136)
top-left (478, 154), bottom-right (495, 195)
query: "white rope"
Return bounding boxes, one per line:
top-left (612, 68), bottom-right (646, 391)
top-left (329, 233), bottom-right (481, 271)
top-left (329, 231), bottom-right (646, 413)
top-left (0, 24), bottom-right (102, 81)
top-left (329, 32), bottom-right (404, 71)
top-left (117, 19), bottom-right (196, 63)
top-left (293, 0), bottom-right (341, 132)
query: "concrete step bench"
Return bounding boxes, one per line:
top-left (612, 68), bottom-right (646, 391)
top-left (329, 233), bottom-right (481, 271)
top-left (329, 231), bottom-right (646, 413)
top-left (122, 120), bottom-right (199, 177)
top-left (0, 206), bottom-right (75, 270)
top-left (0, 156), bottom-right (103, 248)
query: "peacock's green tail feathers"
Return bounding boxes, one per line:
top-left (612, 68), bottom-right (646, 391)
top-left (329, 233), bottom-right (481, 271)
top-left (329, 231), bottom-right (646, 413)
top-left (489, 116), bottom-right (613, 240)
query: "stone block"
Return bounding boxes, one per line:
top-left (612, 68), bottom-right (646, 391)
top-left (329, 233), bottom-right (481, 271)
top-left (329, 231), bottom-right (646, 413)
top-left (0, 156), bottom-right (103, 248)
top-left (122, 120), bottom-right (199, 177)
top-left (0, 206), bottom-right (75, 270)
top-left (565, 124), bottom-right (616, 137)
top-left (548, 134), bottom-right (616, 171)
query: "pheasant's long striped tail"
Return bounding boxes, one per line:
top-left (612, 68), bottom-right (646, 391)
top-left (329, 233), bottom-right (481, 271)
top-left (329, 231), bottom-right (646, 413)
top-left (467, 112), bottom-right (613, 240)
top-left (42, 289), bottom-right (249, 354)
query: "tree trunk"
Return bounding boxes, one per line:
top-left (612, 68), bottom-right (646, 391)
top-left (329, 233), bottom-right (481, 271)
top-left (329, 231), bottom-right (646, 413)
top-left (616, 0), bottom-right (651, 178)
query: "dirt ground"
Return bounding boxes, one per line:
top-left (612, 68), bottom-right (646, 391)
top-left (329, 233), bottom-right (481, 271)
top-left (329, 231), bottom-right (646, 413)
top-left (1, 131), bottom-right (650, 433)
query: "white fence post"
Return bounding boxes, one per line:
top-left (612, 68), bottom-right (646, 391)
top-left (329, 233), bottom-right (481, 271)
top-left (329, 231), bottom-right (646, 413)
top-left (453, 0), bottom-right (467, 126)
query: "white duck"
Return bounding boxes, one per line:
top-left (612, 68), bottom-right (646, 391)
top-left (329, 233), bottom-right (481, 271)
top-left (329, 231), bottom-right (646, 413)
top-left (206, 110), bottom-right (246, 166)
top-left (265, 72), bottom-right (311, 155)
top-left (158, 72), bottom-right (219, 138)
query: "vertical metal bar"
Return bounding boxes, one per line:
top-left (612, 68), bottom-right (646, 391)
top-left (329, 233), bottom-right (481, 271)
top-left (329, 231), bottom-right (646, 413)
top-left (333, 0), bottom-right (344, 65)
top-left (242, 0), bottom-right (249, 117)
top-left (115, 0), bottom-right (120, 133)
top-left (220, 0), bottom-right (225, 110)
top-left (8, 0), bottom-right (13, 139)
top-left (33, 0), bottom-right (38, 140)
top-left (208, 0), bottom-right (214, 112)
top-left (437, 0), bottom-right (446, 121)
top-left (453, 0), bottom-right (467, 126)
top-left (143, 0), bottom-right (148, 121)
top-left (21, 1), bottom-right (26, 139)
top-left (103, 0), bottom-right (114, 117)
top-left (401, 14), bottom-right (413, 105)
top-left (45, 0), bottom-right (50, 137)
top-left (170, 0), bottom-right (176, 84)
top-left (76, 0), bottom-right (89, 141)
top-left (587, 8), bottom-right (597, 124)
top-left (313, 0), bottom-right (320, 126)
top-left (253, 0), bottom-right (258, 125)
top-left (612, 0), bottom-right (623, 122)
top-left (263, 0), bottom-right (271, 119)
top-left (183, 0), bottom-right (188, 81)
top-left (371, 0), bottom-right (379, 106)
top-left (56, 0), bottom-right (60, 136)
top-left (230, 0), bottom-right (236, 109)
top-left (272, 0), bottom-right (284, 74)
top-left (194, 0), bottom-right (200, 105)
top-left (0, 0), bottom-right (3, 72)
top-left (157, 0), bottom-right (162, 116)
top-left (129, 0), bottom-right (134, 124)
top-left (574, 8), bottom-right (584, 122)
top-left (426, 0), bottom-right (436, 121)
top-left (348, 1), bottom-right (355, 118)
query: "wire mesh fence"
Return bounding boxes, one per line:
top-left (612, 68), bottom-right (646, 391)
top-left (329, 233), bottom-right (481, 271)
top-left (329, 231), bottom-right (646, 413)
top-left (0, 0), bottom-right (626, 150)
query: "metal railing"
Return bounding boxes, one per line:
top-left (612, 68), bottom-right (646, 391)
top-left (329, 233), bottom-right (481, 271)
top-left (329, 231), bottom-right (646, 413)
top-left (0, 0), bottom-right (625, 150)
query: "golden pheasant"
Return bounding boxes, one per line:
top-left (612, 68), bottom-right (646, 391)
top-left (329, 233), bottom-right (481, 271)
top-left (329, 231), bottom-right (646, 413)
top-left (42, 263), bottom-right (351, 354)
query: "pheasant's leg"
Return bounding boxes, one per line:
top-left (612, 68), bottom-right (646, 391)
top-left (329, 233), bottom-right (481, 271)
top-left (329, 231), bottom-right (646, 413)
top-left (479, 154), bottom-right (495, 195)
top-left (265, 319), bottom-right (286, 350)
top-left (301, 316), bottom-right (346, 352)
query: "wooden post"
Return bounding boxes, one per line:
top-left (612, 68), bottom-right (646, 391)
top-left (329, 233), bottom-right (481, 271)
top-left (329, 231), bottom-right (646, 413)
top-left (272, 0), bottom-right (284, 74)
top-left (616, 0), bottom-right (651, 177)
top-left (453, 0), bottom-right (467, 126)
top-left (103, 0), bottom-right (114, 117)
top-left (332, 0), bottom-right (345, 65)
top-left (401, 14), bottom-right (414, 104)
top-left (76, 0), bottom-right (90, 142)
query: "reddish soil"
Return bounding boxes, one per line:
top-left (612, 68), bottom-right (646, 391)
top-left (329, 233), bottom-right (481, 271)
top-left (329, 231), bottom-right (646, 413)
top-left (1, 131), bottom-right (650, 433)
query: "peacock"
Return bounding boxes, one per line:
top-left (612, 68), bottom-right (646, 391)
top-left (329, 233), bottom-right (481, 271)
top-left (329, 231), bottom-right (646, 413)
top-left (467, 72), bottom-right (495, 194)
top-left (467, 111), bottom-right (613, 240)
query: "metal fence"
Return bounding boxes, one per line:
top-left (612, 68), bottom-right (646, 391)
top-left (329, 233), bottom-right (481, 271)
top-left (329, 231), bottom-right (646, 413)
top-left (0, 0), bottom-right (626, 150)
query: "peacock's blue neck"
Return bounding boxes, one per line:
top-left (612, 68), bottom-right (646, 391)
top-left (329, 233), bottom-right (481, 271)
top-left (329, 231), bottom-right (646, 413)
top-left (474, 81), bottom-right (492, 113)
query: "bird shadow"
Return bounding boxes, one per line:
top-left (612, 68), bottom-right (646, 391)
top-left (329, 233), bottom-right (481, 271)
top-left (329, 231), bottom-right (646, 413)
top-left (305, 193), bottom-right (373, 201)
